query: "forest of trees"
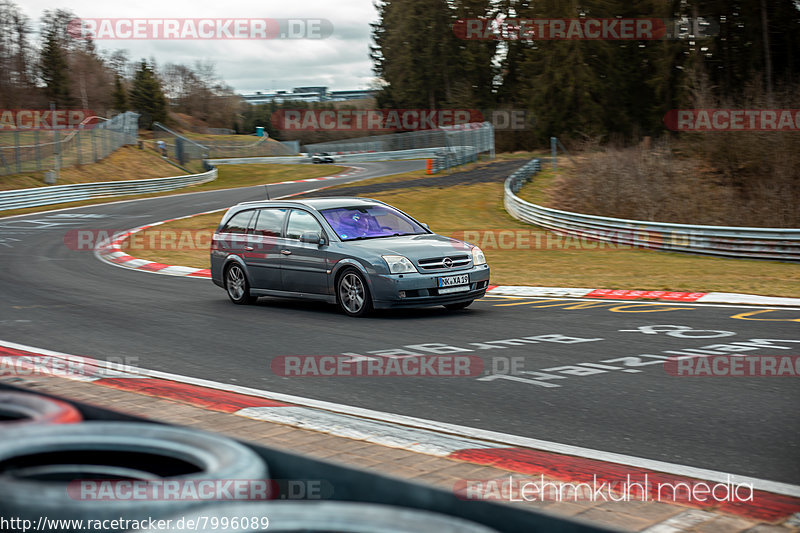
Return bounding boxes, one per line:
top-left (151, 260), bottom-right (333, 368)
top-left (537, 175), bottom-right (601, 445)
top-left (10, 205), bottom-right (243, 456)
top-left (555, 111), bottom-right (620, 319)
top-left (0, 0), bottom-right (798, 148)
top-left (0, 3), bottom-right (241, 130)
top-left (371, 0), bottom-right (800, 149)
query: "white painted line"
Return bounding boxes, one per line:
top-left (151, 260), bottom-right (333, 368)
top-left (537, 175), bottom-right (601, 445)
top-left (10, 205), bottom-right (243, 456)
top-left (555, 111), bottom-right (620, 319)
top-left (483, 294), bottom-right (800, 311)
top-left (698, 292), bottom-right (800, 307)
top-left (121, 259), bottom-right (152, 268)
top-left (489, 286), bottom-right (595, 298)
top-left (238, 406), bottom-right (491, 456)
top-left (641, 510), bottom-right (717, 532)
top-left (157, 265), bottom-right (203, 276)
top-left (0, 337), bottom-right (798, 499)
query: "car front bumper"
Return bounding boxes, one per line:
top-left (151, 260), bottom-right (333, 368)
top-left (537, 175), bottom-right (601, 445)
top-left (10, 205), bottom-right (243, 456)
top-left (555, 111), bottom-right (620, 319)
top-left (369, 264), bottom-right (490, 309)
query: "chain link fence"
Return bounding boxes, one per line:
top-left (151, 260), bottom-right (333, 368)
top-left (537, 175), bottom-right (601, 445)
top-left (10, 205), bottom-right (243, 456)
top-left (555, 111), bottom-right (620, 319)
top-left (152, 123), bottom-right (298, 173)
top-left (305, 122), bottom-right (494, 155)
top-left (0, 112), bottom-right (139, 177)
top-left (304, 122), bottom-right (494, 174)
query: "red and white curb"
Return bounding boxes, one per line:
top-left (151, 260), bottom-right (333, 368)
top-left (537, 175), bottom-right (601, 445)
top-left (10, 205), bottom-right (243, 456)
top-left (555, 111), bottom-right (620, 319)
top-left (94, 168), bottom-right (365, 277)
top-left (486, 286), bottom-right (800, 308)
top-left (1, 338), bottom-right (799, 524)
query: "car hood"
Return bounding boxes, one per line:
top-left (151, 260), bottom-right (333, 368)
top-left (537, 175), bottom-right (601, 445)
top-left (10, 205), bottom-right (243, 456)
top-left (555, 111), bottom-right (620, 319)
top-left (343, 233), bottom-right (471, 260)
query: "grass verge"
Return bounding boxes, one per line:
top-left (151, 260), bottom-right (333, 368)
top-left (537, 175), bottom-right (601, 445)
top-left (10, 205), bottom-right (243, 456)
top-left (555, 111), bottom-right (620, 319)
top-left (0, 163), bottom-right (347, 218)
top-left (130, 174), bottom-right (800, 297)
top-left (0, 146), bottom-right (180, 191)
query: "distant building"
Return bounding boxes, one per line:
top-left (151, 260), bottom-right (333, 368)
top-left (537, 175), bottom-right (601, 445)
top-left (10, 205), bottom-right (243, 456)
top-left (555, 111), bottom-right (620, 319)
top-left (240, 87), bottom-right (376, 105)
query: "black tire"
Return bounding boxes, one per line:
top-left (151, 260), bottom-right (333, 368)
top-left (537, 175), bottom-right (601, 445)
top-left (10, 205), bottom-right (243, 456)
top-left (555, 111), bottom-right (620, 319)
top-left (0, 392), bottom-right (82, 426)
top-left (139, 502), bottom-right (499, 532)
top-left (225, 263), bottom-right (257, 304)
top-left (444, 300), bottom-right (473, 311)
top-left (0, 422), bottom-right (268, 532)
top-left (336, 268), bottom-right (373, 317)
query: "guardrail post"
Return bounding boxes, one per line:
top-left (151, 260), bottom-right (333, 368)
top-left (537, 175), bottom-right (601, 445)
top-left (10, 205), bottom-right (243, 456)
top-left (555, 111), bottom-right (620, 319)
top-left (91, 129), bottom-right (97, 162)
top-left (14, 130), bottom-right (21, 174)
top-left (75, 127), bottom-right (83, 166)
top-left (34, 131), bottom-right (41, 171)
top-left (550, 137), bottom-right (557, 171)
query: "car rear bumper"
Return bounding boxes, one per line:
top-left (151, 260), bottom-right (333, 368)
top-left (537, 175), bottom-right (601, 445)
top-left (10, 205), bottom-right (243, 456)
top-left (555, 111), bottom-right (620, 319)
top-left (370, 265), bottom-right (490, 309)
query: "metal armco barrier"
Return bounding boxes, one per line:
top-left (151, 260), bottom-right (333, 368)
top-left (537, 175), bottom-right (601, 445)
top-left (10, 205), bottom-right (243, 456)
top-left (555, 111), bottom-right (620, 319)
top-left (209, 146), bottom-right (482, 171)
top-left (0, 168), bottom-right (217, 212)
top-left (208, 147), bottom-right (448, 167)
top-left (504, 159), bottom-right (800, 261)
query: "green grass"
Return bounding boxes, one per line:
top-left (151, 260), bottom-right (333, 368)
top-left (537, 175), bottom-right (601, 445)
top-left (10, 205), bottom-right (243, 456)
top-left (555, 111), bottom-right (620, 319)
top-left (133, 175), bottom-right (800, 297)
top-left (515, 168), bottom-right (560, 205)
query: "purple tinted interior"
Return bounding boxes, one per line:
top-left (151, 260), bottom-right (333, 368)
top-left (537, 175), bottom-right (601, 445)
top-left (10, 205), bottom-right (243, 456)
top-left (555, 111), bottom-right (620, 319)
top-left (320, 206), bottom-right (425, 241)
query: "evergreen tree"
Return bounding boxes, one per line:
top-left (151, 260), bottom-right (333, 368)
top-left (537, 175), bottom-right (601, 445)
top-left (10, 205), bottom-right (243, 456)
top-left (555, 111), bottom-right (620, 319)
top-left (371, 0), bottom-right (461, 110)
top-left (112, 74), bottom-right (128, 112)
top-left (39, 26), bottom-right (71, 106)
top-left (130, 60), bottom-right (167, 128)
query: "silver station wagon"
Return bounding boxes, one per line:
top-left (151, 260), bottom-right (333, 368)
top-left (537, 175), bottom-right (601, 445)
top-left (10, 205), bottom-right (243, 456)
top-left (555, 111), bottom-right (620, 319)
top-left (210, 198), bottom-right (490, 316)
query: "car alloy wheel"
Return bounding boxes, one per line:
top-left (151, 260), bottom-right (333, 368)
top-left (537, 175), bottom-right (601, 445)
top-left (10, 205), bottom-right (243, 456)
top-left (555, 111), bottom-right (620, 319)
top-left (225, 264), bottom-right (256, 304)
top-left (337, 269), bottom-right (372, 317)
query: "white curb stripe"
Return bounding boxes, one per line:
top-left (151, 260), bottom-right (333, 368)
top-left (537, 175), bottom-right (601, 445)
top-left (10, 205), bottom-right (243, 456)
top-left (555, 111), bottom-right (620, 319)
top-left (0, 338), bottom-right (798, 498)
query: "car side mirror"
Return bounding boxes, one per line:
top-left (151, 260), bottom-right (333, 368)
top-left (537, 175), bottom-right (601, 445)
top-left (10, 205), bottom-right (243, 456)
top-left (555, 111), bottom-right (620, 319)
top-left (300, 231), bottom-right (324, 245)
top-left (421, 223), bottom-right (430, 230)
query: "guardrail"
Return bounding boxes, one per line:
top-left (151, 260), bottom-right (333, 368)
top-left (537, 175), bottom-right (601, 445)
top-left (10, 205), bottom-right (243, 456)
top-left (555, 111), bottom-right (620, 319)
top-left (0, 168), bottom-right (217, 212)
top-left (504, 159), bottom-right (800, 261)
top-left (207, 148), bottom-right (446, 167)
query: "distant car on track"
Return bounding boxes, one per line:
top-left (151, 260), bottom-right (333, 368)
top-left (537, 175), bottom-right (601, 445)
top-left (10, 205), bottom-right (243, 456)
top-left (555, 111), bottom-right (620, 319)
top-left (210, 198), bottom-right (490, 316)
top-left (311, 152), bottom-right (335, 164)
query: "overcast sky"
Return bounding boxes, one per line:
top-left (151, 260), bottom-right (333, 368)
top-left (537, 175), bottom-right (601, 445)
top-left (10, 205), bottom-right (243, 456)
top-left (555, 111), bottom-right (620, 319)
top-left (18, 0), bottom-right (380, 93)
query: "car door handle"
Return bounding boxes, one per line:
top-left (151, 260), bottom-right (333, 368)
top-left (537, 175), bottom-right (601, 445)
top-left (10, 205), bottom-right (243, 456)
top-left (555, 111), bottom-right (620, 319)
top-left (281, 250), bottom-right (292, 255)
top-left (244, 246), bottom-right (254, 251)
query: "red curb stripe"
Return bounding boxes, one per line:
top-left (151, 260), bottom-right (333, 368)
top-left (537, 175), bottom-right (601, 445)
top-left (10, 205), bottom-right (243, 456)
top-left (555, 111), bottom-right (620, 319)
top-left (93, 377), bottom-right (290, 413)
top-left (110, 255), bottom-right (135, 263)
top-left (187, 269), bottom-right (212, 278)
top-left (586, 289), bottom-right (706, 302)
top-left (137, 262), bottom-right (170, 271)
top-left (449, 448), bottom-right (800, 522)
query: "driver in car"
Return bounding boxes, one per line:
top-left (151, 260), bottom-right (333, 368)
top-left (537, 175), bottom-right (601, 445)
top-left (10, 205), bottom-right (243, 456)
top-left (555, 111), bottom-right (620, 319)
top-left (339, 212), bottom-right (375, 238)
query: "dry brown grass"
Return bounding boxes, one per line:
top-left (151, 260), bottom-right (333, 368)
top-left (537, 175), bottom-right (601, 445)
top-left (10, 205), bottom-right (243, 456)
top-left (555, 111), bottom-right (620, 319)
top-left (545, 136), bottom-right (800, 228)
top-left (0, 146), bottom-right (179, 191)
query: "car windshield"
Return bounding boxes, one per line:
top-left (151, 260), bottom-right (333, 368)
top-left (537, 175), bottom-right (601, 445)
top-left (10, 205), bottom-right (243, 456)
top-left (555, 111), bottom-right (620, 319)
top-left (320, 205), bottom-right (427, 241)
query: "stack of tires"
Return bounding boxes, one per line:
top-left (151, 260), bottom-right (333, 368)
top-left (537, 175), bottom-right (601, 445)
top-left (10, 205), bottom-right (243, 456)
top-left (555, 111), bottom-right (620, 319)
top-left (0, 391), bottom-right (498, 532)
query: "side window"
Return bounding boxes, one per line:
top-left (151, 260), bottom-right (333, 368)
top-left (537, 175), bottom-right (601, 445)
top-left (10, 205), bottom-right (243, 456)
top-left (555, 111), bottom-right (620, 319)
top-left (253, 208), bottom-right (286, 237)
top-left (221, 210), bottom-right (254, 234)
top-left (286, 210), bottom-right (323, 240)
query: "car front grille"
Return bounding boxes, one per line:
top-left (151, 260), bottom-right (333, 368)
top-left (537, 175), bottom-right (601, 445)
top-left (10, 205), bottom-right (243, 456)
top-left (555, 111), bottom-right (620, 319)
top-left (417, 254), bottom-right (471, 271)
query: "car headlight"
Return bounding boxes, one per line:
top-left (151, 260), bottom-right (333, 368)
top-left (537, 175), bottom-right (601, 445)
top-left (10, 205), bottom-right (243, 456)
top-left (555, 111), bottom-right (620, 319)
top-left (472, 246), bottom-right (486, 265)
top-left (382, 255), bottom-right (417, 274)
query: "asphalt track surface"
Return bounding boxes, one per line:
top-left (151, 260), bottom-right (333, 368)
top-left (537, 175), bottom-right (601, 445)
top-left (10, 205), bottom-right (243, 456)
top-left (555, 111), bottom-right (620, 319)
top-left (0, 159), bottom-right (797, 485)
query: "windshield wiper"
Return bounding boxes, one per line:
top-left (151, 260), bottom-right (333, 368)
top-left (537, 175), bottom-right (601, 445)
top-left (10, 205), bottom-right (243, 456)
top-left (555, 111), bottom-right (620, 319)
top-left (346, 232), bottom-right (423, 241)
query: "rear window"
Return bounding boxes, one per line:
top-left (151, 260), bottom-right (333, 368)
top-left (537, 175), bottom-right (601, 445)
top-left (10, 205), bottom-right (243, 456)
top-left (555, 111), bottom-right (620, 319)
top-left (220, 210), bottom-right (254, 234)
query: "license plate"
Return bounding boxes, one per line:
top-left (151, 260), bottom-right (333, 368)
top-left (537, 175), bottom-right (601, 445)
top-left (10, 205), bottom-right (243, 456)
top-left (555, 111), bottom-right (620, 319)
top-left (439, 285), bottom-right (470, 295)
top-left (438, 274), bottom-right (469, 288)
